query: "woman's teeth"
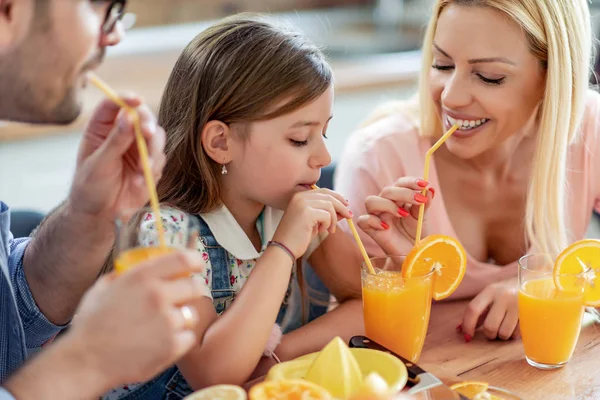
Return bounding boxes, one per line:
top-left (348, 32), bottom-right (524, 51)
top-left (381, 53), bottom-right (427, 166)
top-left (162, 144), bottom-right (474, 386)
top-left (447, 115), bottom-right (489, 131)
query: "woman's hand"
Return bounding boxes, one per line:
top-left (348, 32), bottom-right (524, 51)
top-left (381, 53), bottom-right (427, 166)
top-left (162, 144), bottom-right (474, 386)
top-left (356, 177), bottom-right (434, 255)
top-left (460, 278), bottom-right (520, 341)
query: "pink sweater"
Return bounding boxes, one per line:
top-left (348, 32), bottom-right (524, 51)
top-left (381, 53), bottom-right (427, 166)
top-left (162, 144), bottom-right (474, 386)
top-left (336, 90), bottom-right (600, 299)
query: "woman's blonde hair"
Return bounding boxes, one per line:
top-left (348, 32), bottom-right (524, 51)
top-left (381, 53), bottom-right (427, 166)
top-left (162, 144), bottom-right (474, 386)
top-left (373, 0), bottom-right (592, 255)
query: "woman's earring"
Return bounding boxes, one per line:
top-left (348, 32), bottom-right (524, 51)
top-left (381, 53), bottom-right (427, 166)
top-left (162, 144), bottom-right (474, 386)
top-left (221, 159), bottom-right (228, 175)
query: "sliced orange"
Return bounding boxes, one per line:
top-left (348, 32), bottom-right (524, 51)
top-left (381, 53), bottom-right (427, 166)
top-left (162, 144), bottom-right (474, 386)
top-left (553, 239), bottom-right (600, 306)
top-left (450, 381), bottom-right (489, 398)
top-left (402, 234), bottom-right (467, 300)
top-left (248, 379), bottom-right (332, 400)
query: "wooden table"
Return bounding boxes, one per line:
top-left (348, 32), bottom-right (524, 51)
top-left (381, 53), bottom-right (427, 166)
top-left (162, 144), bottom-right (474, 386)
top-left (419, 301), bottom-right (600, 399)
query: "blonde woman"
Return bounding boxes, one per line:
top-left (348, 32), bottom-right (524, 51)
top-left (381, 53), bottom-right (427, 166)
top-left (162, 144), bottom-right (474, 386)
top-left (336, 0), bottom-right (597, 342)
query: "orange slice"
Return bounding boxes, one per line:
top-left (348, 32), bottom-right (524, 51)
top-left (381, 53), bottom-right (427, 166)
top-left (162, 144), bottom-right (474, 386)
top-left (553, 239), bottom-right (600, 306)
top-left (450, 381), bottom-right (489, 398)
top-left (248, 379), bottom-right (332, 400)
top-left (402, 234), bottom-right (467, 300)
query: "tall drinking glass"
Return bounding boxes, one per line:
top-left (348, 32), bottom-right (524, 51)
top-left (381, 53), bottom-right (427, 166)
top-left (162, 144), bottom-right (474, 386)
top-left (518, 254), bottom-right (585, 369)
top-left (361, 256), bottom-right (434, 362)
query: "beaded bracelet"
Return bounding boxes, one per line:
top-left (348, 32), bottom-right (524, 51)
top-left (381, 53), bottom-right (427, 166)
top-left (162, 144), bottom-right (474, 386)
top-left (267, 240), bottom-right (296, 264)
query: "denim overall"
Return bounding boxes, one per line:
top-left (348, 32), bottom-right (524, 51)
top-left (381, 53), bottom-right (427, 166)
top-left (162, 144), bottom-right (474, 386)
top-left (111, 214), bottom-right (330, 399)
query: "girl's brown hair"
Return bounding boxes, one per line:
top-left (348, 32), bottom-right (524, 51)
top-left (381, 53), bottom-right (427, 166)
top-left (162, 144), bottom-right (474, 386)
top-left (156, 13), bottom-right (333, 213)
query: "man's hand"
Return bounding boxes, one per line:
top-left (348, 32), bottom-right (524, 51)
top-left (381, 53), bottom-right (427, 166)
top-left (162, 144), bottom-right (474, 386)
top-left (22, 95), bottom-right (167, 325)
top-left (68, 95), bottom-right (166, 220)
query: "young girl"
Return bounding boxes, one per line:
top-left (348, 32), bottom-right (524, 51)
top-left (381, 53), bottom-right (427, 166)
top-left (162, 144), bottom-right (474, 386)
top-left (103, 13), bottom-right (368, 399)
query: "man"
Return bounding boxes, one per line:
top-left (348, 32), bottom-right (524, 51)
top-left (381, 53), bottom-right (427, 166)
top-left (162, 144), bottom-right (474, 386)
top-left (0, 1), bottom-right (206, 398)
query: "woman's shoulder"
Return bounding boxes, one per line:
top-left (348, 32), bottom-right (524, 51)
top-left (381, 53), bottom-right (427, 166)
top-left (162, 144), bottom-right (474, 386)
top-left (574, 89), bottom-right (600, 152)
top-left (580, 89), bottom-right (600, 133)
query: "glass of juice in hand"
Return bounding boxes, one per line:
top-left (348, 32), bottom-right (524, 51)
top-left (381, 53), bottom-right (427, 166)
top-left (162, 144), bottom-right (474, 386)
top-left (361, 256), bottom-right (434, 362)
top-left (517, 254), bottom-right (585, 369)
top-left (115, 206), bottom-right (200, 274)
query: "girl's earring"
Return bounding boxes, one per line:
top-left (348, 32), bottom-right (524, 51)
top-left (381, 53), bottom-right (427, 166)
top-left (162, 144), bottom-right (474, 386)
top-left (221, 159), bottom-right (228, 175)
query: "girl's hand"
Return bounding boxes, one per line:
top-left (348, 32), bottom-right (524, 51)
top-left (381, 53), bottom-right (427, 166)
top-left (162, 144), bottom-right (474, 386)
top-left (273, 188), bottom-right (351, 258)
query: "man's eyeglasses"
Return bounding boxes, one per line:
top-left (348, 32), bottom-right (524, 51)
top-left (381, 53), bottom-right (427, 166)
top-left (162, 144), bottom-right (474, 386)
top-left (102, 0), bottom-right (127, 34)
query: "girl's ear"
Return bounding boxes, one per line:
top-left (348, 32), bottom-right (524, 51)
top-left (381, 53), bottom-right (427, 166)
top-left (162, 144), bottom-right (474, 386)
top-left (200, 120), bottom-right (233, 165)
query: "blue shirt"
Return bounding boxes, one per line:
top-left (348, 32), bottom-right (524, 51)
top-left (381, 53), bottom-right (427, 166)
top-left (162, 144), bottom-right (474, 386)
top-left (0, 202), bottom-right (63, 395)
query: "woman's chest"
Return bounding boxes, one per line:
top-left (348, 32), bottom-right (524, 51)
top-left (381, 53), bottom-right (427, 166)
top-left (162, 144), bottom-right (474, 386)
top-left (437, 170), bottom-right (529, 266)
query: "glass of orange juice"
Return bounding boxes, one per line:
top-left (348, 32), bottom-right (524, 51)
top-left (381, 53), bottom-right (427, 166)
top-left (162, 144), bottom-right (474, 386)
top-left (114, 206), bottom-right (200, 274)
top-left (361, 256), bottom-right (434, 362)
top-left (518, 253), bottom-right (585, 369)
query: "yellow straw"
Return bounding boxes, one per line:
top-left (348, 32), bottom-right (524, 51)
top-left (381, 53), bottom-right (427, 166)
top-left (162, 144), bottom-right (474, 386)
top-left (88, 73), bottom-right (166, 248)
top-left (311, 185), bottom-right (376, 274)
top-left (414, 124), bottom-right (459, 244)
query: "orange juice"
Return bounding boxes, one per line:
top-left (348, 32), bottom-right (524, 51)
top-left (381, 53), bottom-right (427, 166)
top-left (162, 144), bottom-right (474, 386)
top-left (362, 271), bottom-right (433, 362)
top-left (518, 277), bottom-right (584, 366)
top-left (115, 246), bottom-right (176, 274)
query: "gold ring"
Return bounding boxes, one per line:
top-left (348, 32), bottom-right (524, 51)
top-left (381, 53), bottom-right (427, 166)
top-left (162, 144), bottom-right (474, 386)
top-left (180, 305), bottom-right (194, 330)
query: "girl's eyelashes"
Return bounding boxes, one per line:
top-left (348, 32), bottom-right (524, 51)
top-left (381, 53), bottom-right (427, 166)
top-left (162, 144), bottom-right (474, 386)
top-left (288, 127), bottom-right (329, 147)
top-left (290, 139), bottom-right (308, 147)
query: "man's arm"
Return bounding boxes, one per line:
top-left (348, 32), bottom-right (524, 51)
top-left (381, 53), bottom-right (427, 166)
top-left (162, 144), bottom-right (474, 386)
top-left (2, 331), bottom-right (108, 400)
top-left (22, 202), bottom-right (114, 325)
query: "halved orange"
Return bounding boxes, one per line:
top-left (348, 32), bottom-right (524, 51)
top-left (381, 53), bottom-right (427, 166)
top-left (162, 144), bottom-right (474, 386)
top-left (402, 234), bottom-right (467, 300)
top-left (184, 384), bottom-right (246, 400)
top-left (248, 379), bottom-right (332, 400)
top-left (553, 239), bottom-right (600, 306)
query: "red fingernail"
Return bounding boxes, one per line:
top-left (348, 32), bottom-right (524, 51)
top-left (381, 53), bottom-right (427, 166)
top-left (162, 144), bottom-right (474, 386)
top-left (348, 211), bottom-right (353, 217)
top-left (417, 179), bottom-right (429, 188)
top-left (456, 324), bottom-right (462, 333)
top-left (428, 187), bottom-right (435, 199)
top-left (398, 207), bottom-right (409, 217)
top-left (464, 334), bottom-right (472, 343)
top-left (415, 193), bottom-right (428, 203)
top-left (381, 221), bottom-right (390, 229)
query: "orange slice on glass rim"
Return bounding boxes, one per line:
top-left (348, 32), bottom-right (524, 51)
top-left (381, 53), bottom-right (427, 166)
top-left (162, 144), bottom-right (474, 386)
top-left (402, 234), bottom-right (467, 300)
top-left (553, 239), bottom-right (600, 306)
top-left (450, 381), bottom-right (506, 400)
